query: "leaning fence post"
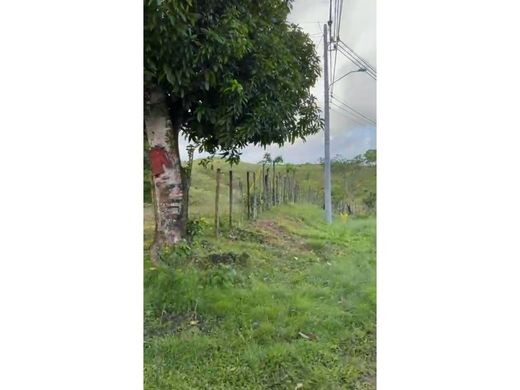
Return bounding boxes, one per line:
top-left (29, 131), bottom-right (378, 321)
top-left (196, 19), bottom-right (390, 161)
top-left (215, 168), bottom-right (221, 237)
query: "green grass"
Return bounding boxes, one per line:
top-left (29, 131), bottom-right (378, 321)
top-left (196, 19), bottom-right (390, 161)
top-left (144, 204), bottom-right (376, 389)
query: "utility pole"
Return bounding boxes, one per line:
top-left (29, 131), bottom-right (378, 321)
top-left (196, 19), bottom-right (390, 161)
top-left (323, 23), bottom-right (332, 223)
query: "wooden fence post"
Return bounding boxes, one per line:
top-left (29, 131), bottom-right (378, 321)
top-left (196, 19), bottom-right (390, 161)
top-left (229, 170), bottom-right (233, 229)
top-left (253, 171), bottom-right (257, 219)
top-left (292, 173), bottom-right (296, 203)
top-left (282, 175), bottom-right (285, 203)
top-left (265, 168), bottom-right (270, 209)
top-left (278, 173), bottom-right (282, 204)
top-left (215, 168), bottom-right (221, 237)
top-left (272, 162), bottom-right (275, 205)
top-left (238, 178), bottom-right (244, 222)
top-left (274, 173), bottom-right (278, 205)
top-left (262, 164), bottom-right (265, 211)
top-left (289, 176), bottom-right (292, 203)
top-left (246, 171), bottom-right (251, 219)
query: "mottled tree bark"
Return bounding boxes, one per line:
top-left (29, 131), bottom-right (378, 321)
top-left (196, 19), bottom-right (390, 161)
top-left (144, 89), bottom-right (187, 264)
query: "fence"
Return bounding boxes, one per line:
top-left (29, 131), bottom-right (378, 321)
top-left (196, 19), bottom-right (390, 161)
top-left (210, 167), bottom-right (371, 237)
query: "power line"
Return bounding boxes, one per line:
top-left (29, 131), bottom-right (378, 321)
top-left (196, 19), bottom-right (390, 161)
top-left (331, 112), bottom-right (372, 130)
top-left (329, 0), bottom-right (332, 27)
top-left (336, 45), bottom-right (376, 80)
top-left (338, 39), bottom-right (376, 72)
top-left (331, 96), bottom-right (376, 125)
top-left (337, 39), bottom-right (376, 75)
top-left (331, 99), bottom-right (367, 121)
top-left (329, 41), bottom-right (333, 86)
top-left (331, 105), bottom-right (375, 129)
top-left (337, 41), bottom-right (372, 72)
top-left (326, 3), bottom-right (376, 127)
top-left (329, 0), bottom-right (343, 97)
top-left (334, 0), bottom-right (339, 39)
top-left (330, 104), bottom-right (374, 127)
top-left (332, 96), bottom-right (376, 125)
top-left (331, 43), bottom-right (339, 96)
top-left (333, 0), bottom-right (344, 40)
top-left (328, 0), bottom-right (376, 82)
top-left (336, 0), bottom-right (344, 40)
top-left (336, 44), bottom-right (375, 74)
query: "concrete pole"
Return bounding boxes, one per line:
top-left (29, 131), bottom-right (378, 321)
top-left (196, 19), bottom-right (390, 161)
top-left (323, 23), bottom-right (332, 223)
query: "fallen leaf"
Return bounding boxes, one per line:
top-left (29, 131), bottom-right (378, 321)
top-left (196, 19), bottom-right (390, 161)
top-left (299, 331), bottom-right (319, 341)
top-left (189, 320), bottom-right (199, 326)
top-left (295, 383), bottom-right (304, 389)
top-left (298, 332), bottom-right (310, 340)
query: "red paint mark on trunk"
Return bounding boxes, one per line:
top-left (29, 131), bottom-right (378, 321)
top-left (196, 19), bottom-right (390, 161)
top-left (150, 146), bottom-right (172, 176)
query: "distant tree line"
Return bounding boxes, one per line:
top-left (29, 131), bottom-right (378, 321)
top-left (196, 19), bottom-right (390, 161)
top-left (319, 149), bottom-right (376, 167)
top-left (317, 150), bottom-right (376, 214)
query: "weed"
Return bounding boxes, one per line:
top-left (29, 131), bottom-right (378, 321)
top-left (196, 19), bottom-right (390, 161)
top-left (187, 217), bottom-right (210, 242)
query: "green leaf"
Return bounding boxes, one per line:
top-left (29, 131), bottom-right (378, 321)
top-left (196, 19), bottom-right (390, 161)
top-left (163, 65), bottom-right (175, 86)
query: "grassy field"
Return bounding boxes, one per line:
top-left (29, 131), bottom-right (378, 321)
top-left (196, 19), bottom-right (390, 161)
top-left (144, 203), bottom-right (376, 389)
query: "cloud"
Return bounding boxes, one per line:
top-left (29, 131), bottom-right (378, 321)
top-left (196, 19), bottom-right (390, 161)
top-left (179, 0), bottom-right (376, 163)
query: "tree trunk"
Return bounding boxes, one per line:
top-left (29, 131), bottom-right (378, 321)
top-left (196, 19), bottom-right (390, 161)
top-left (144, 88), bottom-right (187, 263)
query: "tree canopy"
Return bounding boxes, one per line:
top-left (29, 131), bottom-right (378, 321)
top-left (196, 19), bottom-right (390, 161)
top-left (261, 153), bottom-right (272, 164)
top-left (144, 0), bottom-right (323, 163)
top-left (274, 155), bottom-right (284, 164)
top-left (364, 149), bottom-right (376, 165)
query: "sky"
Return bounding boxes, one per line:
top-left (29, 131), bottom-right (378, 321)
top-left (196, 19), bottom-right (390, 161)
top-left (180, 0), bottom-right (376, 164)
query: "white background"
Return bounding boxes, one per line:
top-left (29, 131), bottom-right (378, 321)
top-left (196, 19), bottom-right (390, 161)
top-left (1, 1), bottom-right (519, 389)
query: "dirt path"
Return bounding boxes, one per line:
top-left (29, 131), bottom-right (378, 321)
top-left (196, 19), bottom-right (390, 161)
top-left (254, 219), bottom-right (309, 251)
